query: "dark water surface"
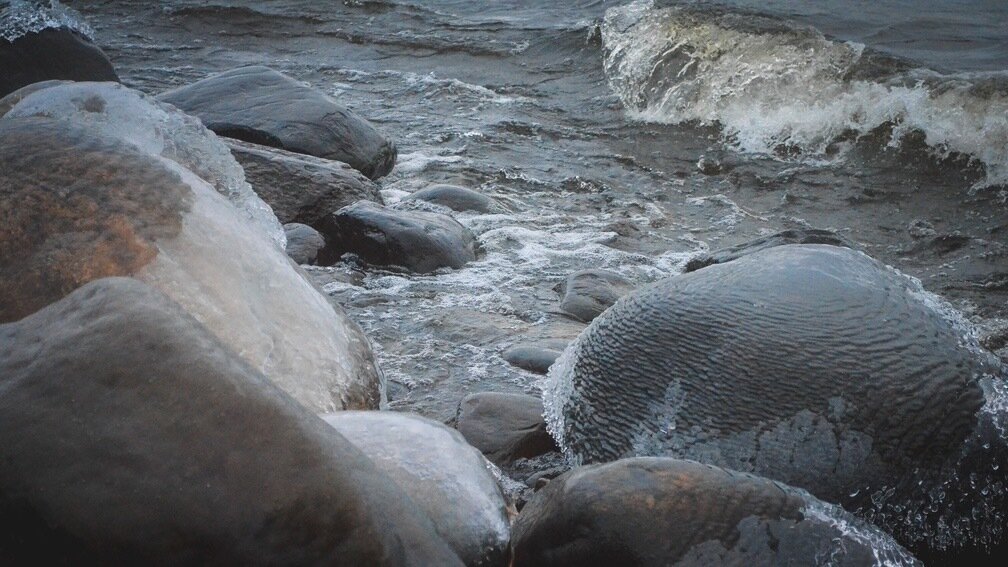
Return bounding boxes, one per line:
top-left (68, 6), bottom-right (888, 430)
top-left (59, 0), bottom-right (1008, 420)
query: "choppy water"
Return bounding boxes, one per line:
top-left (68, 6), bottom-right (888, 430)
top-left (20, 0), bottom-right (1007, 423)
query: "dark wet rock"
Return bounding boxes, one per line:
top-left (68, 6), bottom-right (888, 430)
top-left (283, 223), bottom-right (325, 265)
top-left (159, 65), bottom-right (396, 179)
top-left (544, 244), bottom-right (1008, 554)
top-left (405, 184), bottom-right (499, 213)
top-left (911, 232), bottom-right (973, 256)
top-left (323, 411), bottom-right (509, 567)
top-left (503, 344), bottom-right (563, 374)
top-left (0, 278), bottom-right (462, 566)
top-left (455, 392), bottom-right (558, 466)
top-left (227, 138), bottom-right (383, 228)
top-left (512, 458), bottom-right (920, 567)
top-left (0, 89), bottom-right (382, 412)
top-left (684, 228), bottom-right (855, 272)
top-left (558, 269), bottom-right (634, 322)
top-left (317, 200), bottom-right (477, 273)
top-left (0, 28), bottom-right (118, 98)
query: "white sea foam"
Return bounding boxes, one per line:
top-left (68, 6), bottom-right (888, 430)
top-left (601, 0), bottom-right (1008, 188)
top-left (0, 0), bottom-right (92, 43)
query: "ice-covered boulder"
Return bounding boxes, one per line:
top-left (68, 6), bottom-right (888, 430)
top-left (160, 66), bottom-right (397, 179)
top-left (0, 278), bottom-right (461, 565)
top-left (1, 80), bottom-right (284, 247)
top-left (0, 84), bottom-right (384, 412)
top-left (323, 411), bottom-right (510, 567)
top-left (0, 1), bottom-right (118, 98)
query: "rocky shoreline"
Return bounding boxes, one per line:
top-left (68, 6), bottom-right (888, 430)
top-left (2, 3), bottom-right (1007, 566)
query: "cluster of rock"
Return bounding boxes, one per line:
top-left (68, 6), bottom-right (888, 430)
top-left (4, 4), bottom-right (1008, 566)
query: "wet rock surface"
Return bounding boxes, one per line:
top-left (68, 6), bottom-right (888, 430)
top-left (159, 65), bottom-right (397, 179)
top-left (558, 269), bottom-right (634, 322)
top-left (406, 184), bottom-right (500, 213)
top-left (0, 278), bottom-right (462, 566)
top-left (227, 138), bottom-right (384, 228)
top-left (503, 343), bottom-right (565, 375)
top-left (283, 222), bottom-right (325, 265)
top-left (318, 200), bottom-right (477, 273)
top-left (323, 411), bottom-right (509, 567)
top-left (0, 28), bottom-right (118, 98)
top-left (455, 392), bottom-right (557, 466)
top-left (512, 457), bottom-right (919, 566)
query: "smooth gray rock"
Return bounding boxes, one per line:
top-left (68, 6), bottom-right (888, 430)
top-left (227, 138), bottom-right (383, 228)
top-left (512, 458), bottom-right (919, 567)
top-left (0, 278), bottom-right (462, 566)
top-left (406, 184), bottom-right (499, 213)
top-left (504, 344), bottom-right (563, 375)
top-left (544, 244), bottom-right (1008, 554)
top-left (559, 269), bottom-right (633, 323)
top-left (455, 392), bottom-right (558, 466)
top-left (684, 228), bottom-right (854, 272)
top-left (318, 200), bottom-right (477, 273)
top-left (159, 65), bottom-right (396, 179)
top-left (323, 411), bottom-right (509, 567)
top-left (283, 223), bottom-right (325, 265)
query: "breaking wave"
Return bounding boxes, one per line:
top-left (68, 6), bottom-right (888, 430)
top-left (600, 0), bottom-right (1008, 188)
top-left (0, 0), bottom-right (93, 43)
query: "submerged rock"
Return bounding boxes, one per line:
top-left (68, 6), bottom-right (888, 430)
top-left (544, 244), bottom-right (1008, 553)
top-left (323, 411), bottom-right (510, 567)
top-left (0, 1), bottom-right (117, 97)
top-left (227, 138), bottom-right (383, 228)
top-left (283, 223), bottom-right (325, 265)
top-left (455, 392), bottom-right (558, 466)
top-left (512, 457), bottom-right (920, 566)
top-left (318, 200), bottom-right (477, 273)
top-left (558, 269), bottom-right (633, 322)
top-left (159, 65), bottom-right (396, 179)
top-left (405, 184), bottom-right (500, 213)
top-left (684, 228), bottom-right (854, 272)
top-left (0, 87), bottom-right (383, 412)
top-left (0, 278), bottom-right (461, 565)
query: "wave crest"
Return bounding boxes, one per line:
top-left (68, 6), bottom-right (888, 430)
top-left (0, 0), bottom-right (93, 43)
top-left (601, 0), bottom-right (1008, 188)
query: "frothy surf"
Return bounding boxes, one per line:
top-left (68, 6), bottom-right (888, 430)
top-left (600, 0), bottom-right (1008, 189)
top-left (0, 0), bottom-right (93, 43)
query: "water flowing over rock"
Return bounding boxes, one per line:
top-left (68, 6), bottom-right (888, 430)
top-left (543, 244), bottom-right (1008, 554)
top-left (159, 65), bottom-right (397, 179)
top-left (323, 411), bottom-right (510, 567)
top-left (512, 457), bottom-right (920, 566)
top-left (0, 90), bottom-right (383, 412)
top-left (455, 392), bottom-right (558, 466)
top-left (0, 278), bottom-right (461, 565)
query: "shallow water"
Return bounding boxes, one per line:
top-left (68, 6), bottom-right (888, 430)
top-left (45, 0), bottom-right (1008, 422)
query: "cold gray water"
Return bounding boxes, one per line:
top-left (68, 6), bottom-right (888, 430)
top-left (50, 0), bottom-right (1008, 422)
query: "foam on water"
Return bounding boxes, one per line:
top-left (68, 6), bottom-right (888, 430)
top-left (601, 0), bottom-right (1008, 188)
top-left (2, 82), bottom-right (286, 247)
top-left (0, 0), bottom-right (92, 43)
top-left (800, 497), bottom-right (922, 566)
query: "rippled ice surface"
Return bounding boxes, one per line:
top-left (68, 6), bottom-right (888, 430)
top-left (66, 0), bottom-right (1008, 420)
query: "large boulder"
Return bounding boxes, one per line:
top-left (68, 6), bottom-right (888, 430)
top-left (227, 138), bottom-right (384, 228)
top-left (318, 200), bottom-right (477, 273)
top-left (0, 83), bottom-right (383, 412)
top-left (512, 458), bottom-right (919, 566)
top-left (0, 2), bottom-right (118, 98)
top-left (455, 392), bottom-right (558, 466)
top-left (544, 244), bottom-right (1008, 554)
top-left (1, 80), bottom-right (284, 246)
top-left (558, 269), bottom-right (634, 323)
top-left (0, 277), bottom-right (462, 565)
top-left (405, 184), bottom-right (500, 213)
top-left (323, 411), bottom-right (510, 567)
top-left (159, 66), bottom-right (396, 179)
